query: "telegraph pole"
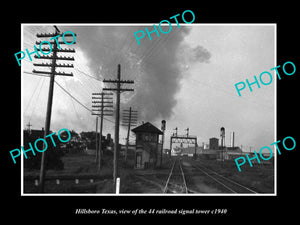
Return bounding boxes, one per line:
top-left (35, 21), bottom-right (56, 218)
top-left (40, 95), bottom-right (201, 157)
top-left (26, 122), bottom-right (32, 134)
top-left (33, 26), bottom-right (76, 193)
top-left (92, 92), bottom-right (113, 171)
top-left (95, 116), bottom-right (99, 163)
top-left (103, 64), bottom-right (134, 187)
top-left (122, 107), bottom-right (138, 162)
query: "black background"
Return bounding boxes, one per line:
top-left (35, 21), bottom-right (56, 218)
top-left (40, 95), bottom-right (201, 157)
top-left (3, 3), bottom-right (298, 222)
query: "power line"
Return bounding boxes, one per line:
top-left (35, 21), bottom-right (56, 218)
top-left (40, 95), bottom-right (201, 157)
top-left (28, 78), bottom-right (46, 122)
top-left (54, 80), bottom-right (114, 124)
top-left (23, 48), bottom-right (101, 95)
top-left (24, 69), bottom-right (89, 102)
top-left (109, 26), bottom-right (134, 67)
top-left (74, 68), bottom-right (102, 82)
top-left (54, 80), bottom-right (91, 112)
top-left (62, 78), bottom-right (82, 123)
top-left (23, 71), bottom-right (50, 77)
top-left (24, 69), bottom-right (116, 124)
top-left (23, 62), bottom-right (98, 103)
top-left (24, 76), bottom-right (43, 114)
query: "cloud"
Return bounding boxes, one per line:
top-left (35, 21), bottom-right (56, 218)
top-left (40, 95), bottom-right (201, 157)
top-left (178, 45), bottom-right (211, 71)
top-left (61, 25), bottom-right (211, 122)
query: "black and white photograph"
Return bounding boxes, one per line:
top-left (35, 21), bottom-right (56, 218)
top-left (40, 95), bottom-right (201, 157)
top-left (4, 5), bottom-right (298, 220)
top-left (21, 24), bottom-right (275, 195)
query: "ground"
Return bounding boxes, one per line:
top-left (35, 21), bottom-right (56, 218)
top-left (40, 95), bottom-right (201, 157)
top-left (23, 152), bottom-right (274, 194)
top-left (182, 157), bottom-right (274, 193)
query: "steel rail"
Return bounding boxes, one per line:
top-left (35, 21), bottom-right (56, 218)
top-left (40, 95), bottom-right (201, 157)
top-left (163, 159), bottom-right (189, 194)
top-left (192, 164), bottom-right (237, 193)
top-left (197, 164), bottom-right (258, 194)
top-left (179, 159), bottom-right (188, 193)
top-left (163, 159), bottom-right (176, 193)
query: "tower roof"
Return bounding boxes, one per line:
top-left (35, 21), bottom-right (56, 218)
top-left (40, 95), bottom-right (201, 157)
top-left (131, 122), bottom-right (163, 134)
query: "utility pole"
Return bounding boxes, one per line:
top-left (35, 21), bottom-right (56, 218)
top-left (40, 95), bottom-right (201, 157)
top-left (26, 122), bottom-right (32, 134)
top-left (92, 92), bottom-right (113, 171)
top-left (160, 120), bottom-right (166, 167)
top-left (122, 107), bottom-right (138, 162)
top-left (94, 116), bottom-right (99, 163)
top-left (33, 26), bottom-right (76, 193)
top-left (103, 64), bottom-right (134, 187)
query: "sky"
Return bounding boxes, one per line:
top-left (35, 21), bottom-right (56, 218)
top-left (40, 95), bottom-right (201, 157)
top-left (22, 24), bottom-right (275, 152)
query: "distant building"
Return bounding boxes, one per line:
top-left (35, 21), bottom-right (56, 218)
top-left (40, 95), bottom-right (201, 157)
top-left (243, 151), bottom-right (273, 165)
top-left (178, 146), bottom-right (218, 159)
top-left (226, 147), bottom-right (242, 152)
top-left (203, 143), bottom-right (209, 149)
top-left (179, 145), bottom-right (244, 161)
top-left (222, 146), bottom-right (243, 160)
top-left (180, 146), bottom-right (203, 157)
top-left (132, 122), bottom-right (163, 169)
top-left (209, 137), bottom-right (219, 150)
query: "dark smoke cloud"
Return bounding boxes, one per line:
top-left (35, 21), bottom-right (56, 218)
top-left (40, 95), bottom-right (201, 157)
top-left (64, 25), bottom-right (211, 122)
top-left (182, 45), bottom-right (211, 63)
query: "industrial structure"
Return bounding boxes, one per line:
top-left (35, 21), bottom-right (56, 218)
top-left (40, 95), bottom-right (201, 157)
top-left (174, 127), bottom-right (245, 161)
top-left (131, 122), bottom-right (163, 169)
top-left (209, 137), bottom-right (219, 150)
top-left (170, 128), bottom-right (198, 157)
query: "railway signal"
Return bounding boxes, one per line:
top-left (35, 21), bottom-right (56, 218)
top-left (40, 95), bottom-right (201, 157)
top-left (185, 127), bottom-right (189, 137)
top-left (160, 120), bottom-right (166, 167)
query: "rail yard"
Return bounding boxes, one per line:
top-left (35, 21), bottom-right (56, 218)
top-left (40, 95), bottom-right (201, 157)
top-left (24, 153), bottom-right (274, 194)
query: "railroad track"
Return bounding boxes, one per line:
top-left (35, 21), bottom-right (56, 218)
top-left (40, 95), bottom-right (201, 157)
top-left (191, 163), bottom-right (258, 194)
top-left (163, 158), bottom-right (188, 194)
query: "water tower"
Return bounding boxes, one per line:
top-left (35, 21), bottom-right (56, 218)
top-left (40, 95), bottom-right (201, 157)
top-left (220, 127), bottom-right (225, 148)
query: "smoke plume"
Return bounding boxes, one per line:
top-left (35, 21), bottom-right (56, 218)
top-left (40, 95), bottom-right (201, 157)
top-left (65, 25), bottom-right (211, 122)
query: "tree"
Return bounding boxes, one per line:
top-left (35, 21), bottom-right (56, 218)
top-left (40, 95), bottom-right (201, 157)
top-left (80, 131), bottom-right (97, 149)
top-left (23, 130), bottom-right (64, 170)
top-left (59, 129), bottom-right (88, 153)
